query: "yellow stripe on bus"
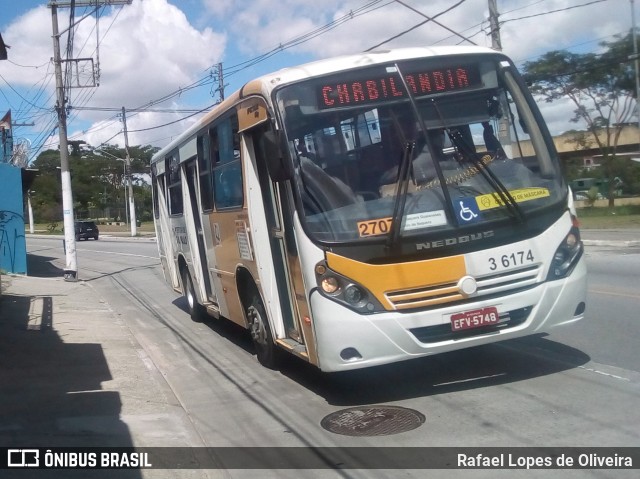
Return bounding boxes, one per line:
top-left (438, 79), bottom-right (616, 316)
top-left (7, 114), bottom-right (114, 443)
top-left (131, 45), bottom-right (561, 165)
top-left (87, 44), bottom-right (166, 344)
top-left (475, 187), bottom-right (550, 211)
top-left (326, 252), bottom-right (466, 310)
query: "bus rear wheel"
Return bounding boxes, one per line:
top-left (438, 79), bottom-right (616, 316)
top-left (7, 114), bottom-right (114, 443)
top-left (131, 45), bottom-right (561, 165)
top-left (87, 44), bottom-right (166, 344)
top-left (246, 294), bottom-right (279, 369)
top-left (182, 269), bottom-right (206, 322)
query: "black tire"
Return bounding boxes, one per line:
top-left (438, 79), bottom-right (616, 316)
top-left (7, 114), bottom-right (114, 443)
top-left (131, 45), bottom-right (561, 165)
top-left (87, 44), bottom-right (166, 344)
top-left (94, 235), bottom-right (99, 240)
top-left (182, 269), bottom-right (206, 322)
top-left (246, 293), bottom-right (280, 369)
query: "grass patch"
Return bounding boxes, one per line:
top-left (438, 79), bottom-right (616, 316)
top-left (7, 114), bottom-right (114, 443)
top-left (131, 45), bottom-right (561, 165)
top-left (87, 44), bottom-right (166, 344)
top-left (576, 205), bottom-right (640, 229)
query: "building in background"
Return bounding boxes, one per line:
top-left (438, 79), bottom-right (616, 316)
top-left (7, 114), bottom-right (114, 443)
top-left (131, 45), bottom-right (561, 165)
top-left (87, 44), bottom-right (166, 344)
top-left (0, 110), bottom-right (12, 164)
top-left (0, 108), bottom-right (36, 274)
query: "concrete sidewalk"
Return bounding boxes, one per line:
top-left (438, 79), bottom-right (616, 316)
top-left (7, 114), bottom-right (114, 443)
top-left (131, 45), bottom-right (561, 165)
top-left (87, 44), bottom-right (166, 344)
top-left (0, 254), bottom-right (206, 460)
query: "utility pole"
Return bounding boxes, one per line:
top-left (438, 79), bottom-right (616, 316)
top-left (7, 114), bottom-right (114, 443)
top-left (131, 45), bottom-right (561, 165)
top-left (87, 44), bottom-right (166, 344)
top-left (488, 0), bottom-right (502, 51)
top-left (49, 0), bottom-right (132, 280)
top-left (217, 62), bottom-right (225, 101)
top-left (488, 0), bottom-right (512, 156)
top-left (212, 62), bottom-right (227, 102)
top-left (121, 106), bottom-right (136, 236)
top-left (51, 2), bottom-right (77, 281)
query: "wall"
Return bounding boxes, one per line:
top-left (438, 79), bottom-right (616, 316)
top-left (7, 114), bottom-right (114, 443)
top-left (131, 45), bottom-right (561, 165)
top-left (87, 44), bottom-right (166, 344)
top-left (0, 163), bottom-right (27, 274)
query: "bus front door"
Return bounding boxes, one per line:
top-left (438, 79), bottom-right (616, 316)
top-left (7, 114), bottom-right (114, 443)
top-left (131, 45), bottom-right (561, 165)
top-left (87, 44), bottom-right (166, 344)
top-left (248, 124), bottom-right (318, 365)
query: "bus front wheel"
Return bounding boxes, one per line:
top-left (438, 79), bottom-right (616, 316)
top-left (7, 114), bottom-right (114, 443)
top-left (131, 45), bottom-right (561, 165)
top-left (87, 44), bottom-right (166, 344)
top-left (246, 294), bottom-right (279, 369)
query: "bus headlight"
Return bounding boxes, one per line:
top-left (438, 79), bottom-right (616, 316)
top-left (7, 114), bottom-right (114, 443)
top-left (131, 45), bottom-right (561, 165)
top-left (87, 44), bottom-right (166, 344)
top-left (344, 285), bottom-right (364, 305)
top-left (315, 261), bottom-right (384, 313)
top-left (547, 225), bottom-right (583, 280)
top-left (321, 276), bottom-right (340, 294)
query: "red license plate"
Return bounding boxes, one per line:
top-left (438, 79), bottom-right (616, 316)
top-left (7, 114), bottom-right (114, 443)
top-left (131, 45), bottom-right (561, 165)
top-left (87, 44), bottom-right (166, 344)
top-left (451, 307), bottom-right (499, 331)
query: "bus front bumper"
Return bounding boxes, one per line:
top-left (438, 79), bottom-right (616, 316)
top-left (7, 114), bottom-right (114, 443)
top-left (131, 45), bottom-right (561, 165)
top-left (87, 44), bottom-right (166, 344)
top-left (310, 258), bottom-right (587, 372)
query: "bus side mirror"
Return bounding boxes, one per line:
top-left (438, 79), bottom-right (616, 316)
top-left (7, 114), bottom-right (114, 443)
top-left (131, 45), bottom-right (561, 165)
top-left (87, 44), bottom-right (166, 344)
top-left (263, 130), bottom-right (293, 182)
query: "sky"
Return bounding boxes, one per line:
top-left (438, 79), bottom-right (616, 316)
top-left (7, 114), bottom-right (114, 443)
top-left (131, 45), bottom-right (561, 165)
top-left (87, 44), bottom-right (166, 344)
top-left (0, 0), bottom-right (634, 164)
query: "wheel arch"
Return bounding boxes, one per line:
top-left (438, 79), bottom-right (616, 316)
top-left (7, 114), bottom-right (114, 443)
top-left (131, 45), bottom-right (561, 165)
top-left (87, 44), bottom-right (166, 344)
top-left (236, 266), bottom-right (259, 313)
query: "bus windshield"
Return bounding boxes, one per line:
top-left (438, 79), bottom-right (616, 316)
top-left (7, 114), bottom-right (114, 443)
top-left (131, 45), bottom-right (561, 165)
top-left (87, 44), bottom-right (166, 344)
top-left (275, 54), bottom-right (565, 244)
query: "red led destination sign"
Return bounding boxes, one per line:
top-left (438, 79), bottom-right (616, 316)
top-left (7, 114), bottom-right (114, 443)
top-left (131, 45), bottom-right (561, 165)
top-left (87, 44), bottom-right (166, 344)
top-left (318, 64), bottom-right (482, 109)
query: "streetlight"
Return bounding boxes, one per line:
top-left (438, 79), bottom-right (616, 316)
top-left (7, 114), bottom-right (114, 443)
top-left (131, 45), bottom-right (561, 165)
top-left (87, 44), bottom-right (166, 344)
top-left (86, 146), bottom-right (137, 237)
top-left (108, 158), bottom-right (128, 225)
top-left (632, 1), bottom-right (640, 149)
top-left (27, 190), bottom-right (35, 234)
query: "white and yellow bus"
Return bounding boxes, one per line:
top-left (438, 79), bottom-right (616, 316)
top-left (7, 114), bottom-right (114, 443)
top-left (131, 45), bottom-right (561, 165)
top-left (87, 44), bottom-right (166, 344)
top-left (151, 47), bottom-right (587, 372)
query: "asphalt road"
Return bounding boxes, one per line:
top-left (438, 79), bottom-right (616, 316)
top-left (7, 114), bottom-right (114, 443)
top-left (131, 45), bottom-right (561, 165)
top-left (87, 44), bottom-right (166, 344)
top-left (22, 237), bottom-right (640, 478)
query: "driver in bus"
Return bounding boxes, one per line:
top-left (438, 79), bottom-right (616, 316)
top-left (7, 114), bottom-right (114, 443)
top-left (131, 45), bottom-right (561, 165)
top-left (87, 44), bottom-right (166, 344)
top-left (379, 127), bottom-right (447, 190)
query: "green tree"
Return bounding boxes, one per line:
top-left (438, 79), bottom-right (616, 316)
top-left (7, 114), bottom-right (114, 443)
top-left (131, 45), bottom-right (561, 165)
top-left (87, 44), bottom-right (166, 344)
top-left (522, 32), bottom-right (637, 207)
top-left (30, 150), bottom-right (63, 223)
top-left (28, 143), bottom-right (158, 225)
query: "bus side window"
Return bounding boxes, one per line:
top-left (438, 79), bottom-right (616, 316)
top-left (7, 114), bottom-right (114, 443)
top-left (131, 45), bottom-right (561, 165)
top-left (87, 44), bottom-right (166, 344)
top-left (166, 153), bottom-right (183, 216)
top-left (215, 163), bottom-right (243, 208)
top-left (197, 134), bottom-right (214, 211)
top-left (213, 114), bottom-right (243, 209)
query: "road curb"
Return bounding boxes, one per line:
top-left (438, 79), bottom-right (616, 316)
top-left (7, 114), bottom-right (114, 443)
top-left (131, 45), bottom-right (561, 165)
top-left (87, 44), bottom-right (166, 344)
top-left (583, 240), bottom-right (640, 247)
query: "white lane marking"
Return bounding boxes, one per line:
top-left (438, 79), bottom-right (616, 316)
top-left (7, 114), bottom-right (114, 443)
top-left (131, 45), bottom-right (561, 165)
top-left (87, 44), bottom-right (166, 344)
top-left (81, 249), bottom-right (158, 259)
top-left (578, 366), bottom-right (630, 382)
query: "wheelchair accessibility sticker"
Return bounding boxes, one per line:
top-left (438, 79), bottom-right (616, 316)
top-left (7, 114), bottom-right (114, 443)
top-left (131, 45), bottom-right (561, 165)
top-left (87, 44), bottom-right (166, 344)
top-left (455, 198), bottom-right (481, 224)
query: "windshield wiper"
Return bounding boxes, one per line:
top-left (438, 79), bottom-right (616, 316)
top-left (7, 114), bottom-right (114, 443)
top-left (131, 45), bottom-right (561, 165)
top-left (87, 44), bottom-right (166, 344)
top-left (386, 140), bottom-right (414, 250)
top-left (385, 64), bottom-right (458, 250)
top-left (431, 99), bottom-right (525, 223)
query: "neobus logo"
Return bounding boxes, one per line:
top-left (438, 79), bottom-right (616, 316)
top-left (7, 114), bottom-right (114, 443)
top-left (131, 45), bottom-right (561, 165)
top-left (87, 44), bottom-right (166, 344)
top-left (416, 230), bottom-right (494, 250)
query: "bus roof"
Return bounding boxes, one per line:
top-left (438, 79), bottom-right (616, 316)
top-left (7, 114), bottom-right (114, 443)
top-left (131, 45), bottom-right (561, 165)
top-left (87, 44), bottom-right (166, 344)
top-left (151, 45), bottom-right (499, 164)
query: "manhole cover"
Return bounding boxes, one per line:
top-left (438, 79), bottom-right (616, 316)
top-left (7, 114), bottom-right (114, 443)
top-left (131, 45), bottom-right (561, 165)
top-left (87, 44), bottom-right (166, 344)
top-left (321, 405), bottom-right (425, 436)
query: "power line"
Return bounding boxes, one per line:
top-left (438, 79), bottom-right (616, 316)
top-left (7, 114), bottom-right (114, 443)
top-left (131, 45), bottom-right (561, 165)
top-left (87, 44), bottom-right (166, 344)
top-left (224, 0), bottom-right (390, 75)
top-left (19, 0), bottom-right (624, 158)
top-left (513, 29), bottom-right (629, 66)
top-left (68, 0), bottom-right (390, 139)
top-left (17, 1), bottom-right (393, 151)
top-left (72, 106), bottom-right (207, 112)
top-left (31, 2), bottom-right (125, 151)
top-left (501, 0), bottom-right (608, 24)
top-left (366, 0), bottom-right (474, 51)
top-left (61, 0), bottom-right (592, 142)
top-left (126, 104), bottom-right (215, 133)
top-left (0, 73), bottom-right (52, 111)
top-left (6, 59), bottom-right (50, 69)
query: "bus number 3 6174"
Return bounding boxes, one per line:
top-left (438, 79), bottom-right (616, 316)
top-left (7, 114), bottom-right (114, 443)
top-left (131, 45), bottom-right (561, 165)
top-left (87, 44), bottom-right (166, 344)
top-left (488, 250), bottom-right (534, 271)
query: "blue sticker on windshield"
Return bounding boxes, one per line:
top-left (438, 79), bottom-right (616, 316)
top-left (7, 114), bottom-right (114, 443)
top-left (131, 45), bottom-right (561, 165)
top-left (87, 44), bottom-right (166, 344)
top-left (455, 198), bottom-right (481, 224)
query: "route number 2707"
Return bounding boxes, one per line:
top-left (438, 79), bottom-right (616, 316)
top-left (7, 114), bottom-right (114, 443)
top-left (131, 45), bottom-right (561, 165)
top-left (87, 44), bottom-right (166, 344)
top-left (488, 249), bottom-right (534, 271)
top-left (357, 217), bottom-right (393, 237)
